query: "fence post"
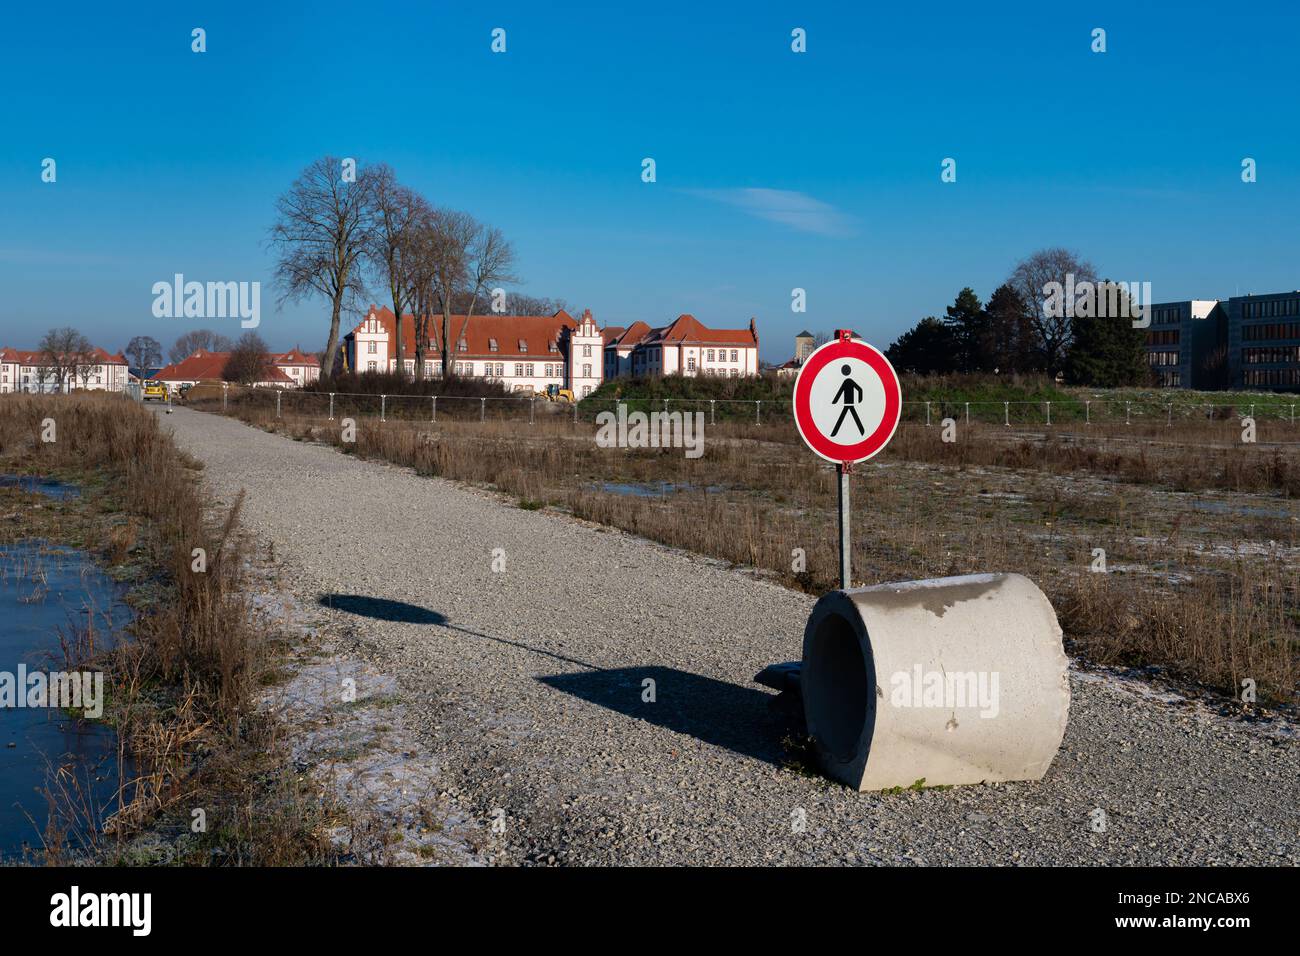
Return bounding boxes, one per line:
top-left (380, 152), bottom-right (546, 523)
top-left (710, 400), bottom-right (715, 425)
top-left (1249, 403), bottom-right (1255, 420)
top-left (964, 402), bottom-right (969, 425)
top-left (1004, 401), bottom-right (1009, 427)
top-left (664, 398), bottom-right (669, 414)
top-left (756, 400), bottom-right (761, 425)
top-left (431, 395), bottom-right (437, 423)
top-left (573, 401), bottom-right (579, 426)
top-left (329, 392), bottom-right (335, 420)
top-left (1125, 402), bottom-right (1130, 426)
top-left (1085, 400), bottom-right (1090, 425)
top-left (925, 400), bottom-right (931, 426)
top-left (530, 397), bottom-right (535, 425)
top-left (1291, 404), bottom-right (1295, 424)
top-left (276, 390), bottom-right (282, 418)
top-left (480, 397), bottom-right (485, 422)
top-left (380, 394), bottom-right (386, 423)
top-left (1167, 404), bottom-right (1172, 427)
top-left (222, 383), bottom-right (228, 410)
top-left (1045, 401), bottom-right (1051, 426)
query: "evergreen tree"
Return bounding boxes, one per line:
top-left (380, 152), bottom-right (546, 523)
top-left (1063, 282), bottom-right (1151, 386)
top-left (886, 316), bottom-right (958, 374)
top-left (940, 287), bottom-right (986, 372)
top-left (983, 283), bottom-right (1038, 373)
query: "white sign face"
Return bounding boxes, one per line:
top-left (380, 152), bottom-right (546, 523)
top-left (806, 355), bottom-right (888, 447)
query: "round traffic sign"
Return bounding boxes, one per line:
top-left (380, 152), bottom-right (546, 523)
top-left (792, 335), bottom-right (901, 464)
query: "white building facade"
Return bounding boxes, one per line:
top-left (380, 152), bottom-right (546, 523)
top-left (605, 314), bottom-right (760, 379)
top-left (344, 307), bottom-right (607, 398)
top-left (0, 347), bottom-right (130, 394)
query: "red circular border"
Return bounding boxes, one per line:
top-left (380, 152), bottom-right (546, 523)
top-left (792, 339), bottom-right (901, 463)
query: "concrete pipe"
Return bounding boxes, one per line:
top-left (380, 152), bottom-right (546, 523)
top-left (800, 572), bottom-right (1069, 791)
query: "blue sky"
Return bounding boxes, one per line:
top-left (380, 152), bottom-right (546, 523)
top-left (2, 0), bottom-right (1298, 362)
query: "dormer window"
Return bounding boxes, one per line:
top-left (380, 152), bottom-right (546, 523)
top-left (518, 339), bottom-right (528, 353)
top-left (457, 338), bottom-right (468, 352)
top-left (548, 339), bottom-right (559, 352)
top-left (488, 338), bottom-right (499, 352)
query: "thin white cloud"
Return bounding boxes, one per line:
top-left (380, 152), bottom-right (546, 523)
top-left (685, 188), bottom-right (854, 237)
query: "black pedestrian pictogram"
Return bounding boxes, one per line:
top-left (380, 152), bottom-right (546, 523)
top-left (830, 364), bottom-right (864, 438)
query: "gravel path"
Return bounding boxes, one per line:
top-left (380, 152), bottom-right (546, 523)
top-left (159, 407), bottom-right (1299, 865)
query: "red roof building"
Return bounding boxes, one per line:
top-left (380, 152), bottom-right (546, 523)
top-left (154, 349), bottom-right (298, 389)
top-left (0, 345), bottom-right (128, 394)
top-left (343, 305), bottom-right (605, 397)
top-left (604, 314), bottom-right (759, 379)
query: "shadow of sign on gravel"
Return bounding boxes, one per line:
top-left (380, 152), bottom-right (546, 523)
top-left (316, 594), bottom-right (793, 765)
top-left (539, 667), bottom-right (792, 766)
top-left (319, 593), bottom-right (447, 624)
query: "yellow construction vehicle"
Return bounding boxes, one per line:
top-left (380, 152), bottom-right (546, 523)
top-left (544, 384), bottom-right (575, 403)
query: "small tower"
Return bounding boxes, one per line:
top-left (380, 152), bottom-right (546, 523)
top-left (568, 309), bottom-right (604, 398)
top-left (794, 330), bottom-right (815, 364)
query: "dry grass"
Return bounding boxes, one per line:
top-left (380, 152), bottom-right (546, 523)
top-left (0, 393), bottom-right (335, 864)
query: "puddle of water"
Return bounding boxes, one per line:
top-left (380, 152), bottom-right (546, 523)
top-left (0, 475), bottom-right (80, 500)
top-left (1188, 499), bottom-right (1293, 520)
top-left (0, 542), bottom-right (131, 860)
top-left (595, 481), bottom-right (723, 498)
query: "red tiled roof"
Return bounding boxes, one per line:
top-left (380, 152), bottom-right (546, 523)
top-left (155, 349), bottom-right (293, 384)
top-left (601, 326), bottom-right (626, 345)
top-left (0, 346), bottom-right (126, 365)
top-left (349, 306), bottom-right (578, 361)
top-left (607, 321), bottom-right (652, 349)
top-left (646, 314), bottom-right (758, 346)
top-left (272, 349), bottom-right (319, 367)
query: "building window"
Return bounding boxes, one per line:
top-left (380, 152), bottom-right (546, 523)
top-left (549, 340), bottom-right (559, 353)
top-left (730, 349), bottom-right (738, 362)
top-left (583, 345), bottom-right (591, 357)
top-left (514, 363), bottom-right (523, 377)
top-left (519, 339), bottom-right (528, 353)
top-left (489, 338), bottom-right (499, 352)
top-left (367, 342), bottom-right (377, 354)
top-left (706, 349), bottom-right (714, 362)
top-left (687, 358), bottom-right (696, 372)
top-left (457, 338), bottom-right (467, 352)
top-left (583, 364), bottom-right (591, 377)
top-left (367, 361), bottom-right (377, 372)
top-left (526, 364), bottom-right (535, 377)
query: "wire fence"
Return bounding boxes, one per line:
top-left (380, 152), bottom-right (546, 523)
top-left (193, 385), bottom-right (1300, 433)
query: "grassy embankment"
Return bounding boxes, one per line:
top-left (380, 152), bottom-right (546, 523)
top-left (0, 393), bottom-right (334, 864)
top-left (193, 374), bottom-right (1300, 707)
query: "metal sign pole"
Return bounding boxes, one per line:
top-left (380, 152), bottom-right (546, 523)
top-left (838, 461), bottom-right (851, 590)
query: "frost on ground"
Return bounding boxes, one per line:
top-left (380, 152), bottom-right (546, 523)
top-left (251, 589), bottom-right (488, 865)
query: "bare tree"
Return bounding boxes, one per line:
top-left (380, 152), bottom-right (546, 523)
top-left (499, 293), bottom-right (567, 316)
top-left (38, 327), bottom-right (93, 392)
top-left (169, 329), bottom-right (234, 363)
top-left (222, 332), bottom-right (272, 385)
top-left (427, 209), bottom-right (476, 380)
top-left (455, 223), bottom-right (518, 348)
top-left (366, 165), bottom-right (422, 378)
top-left (1008, 248), bottom-right (1098, 374)
top-left (269, 156), bottom-right (375, 383)
top-left (124, 335), bottom-right (162, 374)
top-left (399, 197), bottom-right (451, 379)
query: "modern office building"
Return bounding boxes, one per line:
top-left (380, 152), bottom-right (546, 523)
top-left (1143, 300), bottom-right (1226, 389)
top-left (1227, 291), bottom-right (1300, 390)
